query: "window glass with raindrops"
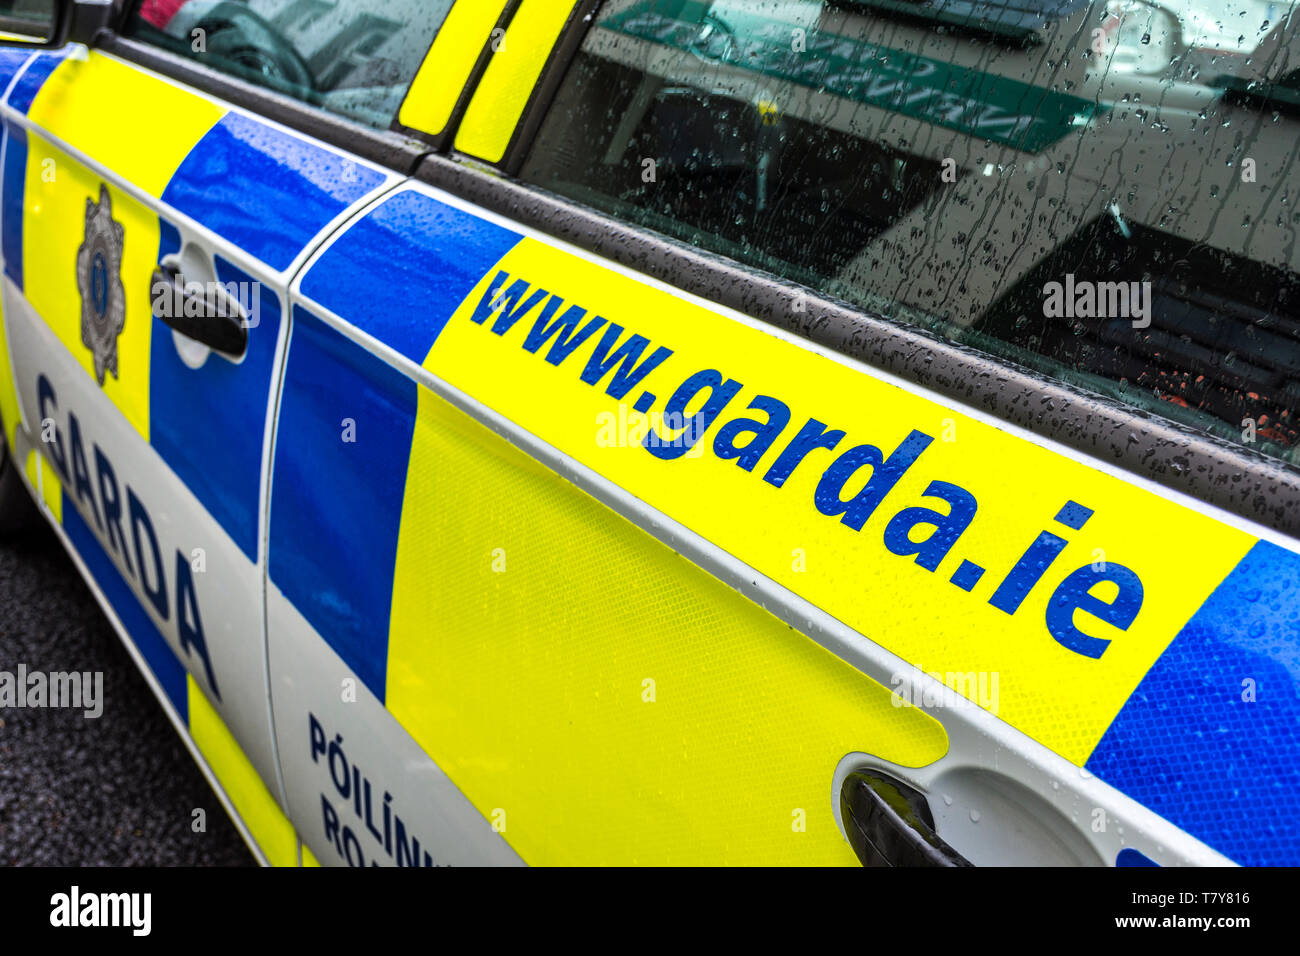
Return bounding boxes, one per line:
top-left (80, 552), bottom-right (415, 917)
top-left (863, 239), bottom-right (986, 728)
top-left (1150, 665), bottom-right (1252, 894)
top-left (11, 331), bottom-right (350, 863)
top-left (127, 0), bottom-right (453, 130)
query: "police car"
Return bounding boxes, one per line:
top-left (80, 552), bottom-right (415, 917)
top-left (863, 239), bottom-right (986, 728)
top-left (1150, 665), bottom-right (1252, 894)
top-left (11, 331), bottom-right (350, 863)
top-left (0, 0), bottom-right (1296, 867)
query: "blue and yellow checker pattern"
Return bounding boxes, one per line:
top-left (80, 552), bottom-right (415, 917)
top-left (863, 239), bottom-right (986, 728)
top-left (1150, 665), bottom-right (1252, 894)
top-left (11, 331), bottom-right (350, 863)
top-left (4, 49), bottom-right (388, 560)
top-left (0, 47), bottom-right (391, 866)
top-left (0, 36), bottom-right (1296, 867)
top-left (279, 185), bottom-right (1300, 867)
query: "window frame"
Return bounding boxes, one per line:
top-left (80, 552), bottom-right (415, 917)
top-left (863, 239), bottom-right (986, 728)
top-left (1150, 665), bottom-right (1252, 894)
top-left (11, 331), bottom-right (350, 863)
top-left (388, 0), bottom-right (523, 151)
top-left (478, 0), bottom-right (602, 174)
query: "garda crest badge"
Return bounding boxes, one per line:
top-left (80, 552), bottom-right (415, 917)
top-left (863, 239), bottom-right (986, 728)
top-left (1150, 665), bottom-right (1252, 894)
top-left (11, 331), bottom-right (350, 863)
top-left (75, 184), bottom-right (126, 385)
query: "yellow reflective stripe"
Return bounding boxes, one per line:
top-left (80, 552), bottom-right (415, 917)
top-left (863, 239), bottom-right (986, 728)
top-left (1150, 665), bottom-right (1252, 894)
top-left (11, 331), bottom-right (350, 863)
top-left (301, 842), bottom-right (321, 867)
top-left (36, 453), bottom-right (61, 522)
top-left (386, 383), bottom-right (948, 866)
top-left (20, 53), bottom-right (219, 442)
top-left (398, 0), bottom-right (511, 138)
top-left (422, 238), bottom-right (1256, 767)
top-left (454, 0), bottom-right (577, 162)
top-left (0, 296), bottom-right (20, 451)
top-left (187, 676), bottom-right (296, 867)
top-left (27, 52), bottom-right (224, 198)
top-left (23, 142), bottom-right (156, 441)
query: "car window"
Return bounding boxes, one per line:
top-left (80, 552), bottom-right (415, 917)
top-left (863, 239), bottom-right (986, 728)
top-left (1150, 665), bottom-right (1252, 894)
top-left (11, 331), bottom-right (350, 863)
top-left (0, 0), bottom-right (57, 42)
top-left (125, 0), bottom-right (455, 129)
top-left (520, 0), bottom-right (1300, 467)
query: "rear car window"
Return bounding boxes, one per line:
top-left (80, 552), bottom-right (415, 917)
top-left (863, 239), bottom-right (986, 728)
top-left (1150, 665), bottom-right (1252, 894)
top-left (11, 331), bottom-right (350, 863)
top-left (126, 0), bottom-right (454, 129)
top-left (520, 0), bottom-right (1300, 466)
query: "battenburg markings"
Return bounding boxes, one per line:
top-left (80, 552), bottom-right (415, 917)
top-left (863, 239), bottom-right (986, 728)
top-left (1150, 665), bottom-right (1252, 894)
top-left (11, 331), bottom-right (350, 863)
top-left (469, 269), bottom-right (1146, 664)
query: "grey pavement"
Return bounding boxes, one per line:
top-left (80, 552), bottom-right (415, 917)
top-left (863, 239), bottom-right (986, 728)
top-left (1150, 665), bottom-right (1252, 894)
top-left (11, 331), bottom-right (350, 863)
top-left (0, 517), bottom-right (253, 866)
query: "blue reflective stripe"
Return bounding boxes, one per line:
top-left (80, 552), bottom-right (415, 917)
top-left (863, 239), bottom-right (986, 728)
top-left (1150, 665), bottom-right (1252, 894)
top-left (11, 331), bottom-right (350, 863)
top-left (1116, 848), bottom-right (1159, 867)
top-left (269, 306), bottom-right (417, 702)
top-left (298, 190), bottom-right (522, 363)
top-left (2, 123), bottom-right (25, 290)
top-left (149, 240), bottom-right (281, 562)
top-left (161, 111), bottom-right (385, 272)
top-left (150, 113), bottom-right (383, 558)
top-left (63, 490), bottom-right (188, 720)
top-left (1088, 540), bottom-right (1300, 866)
top-left (0, 48), bottom-right (35, 100)
top-left (7, 50), bottom-right (65, 114)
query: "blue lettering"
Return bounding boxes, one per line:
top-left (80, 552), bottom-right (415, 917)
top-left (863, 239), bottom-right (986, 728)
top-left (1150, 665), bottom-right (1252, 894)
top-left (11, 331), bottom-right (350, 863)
top-left (523, 304), bottom-right (606, 365)
top-left (1045, 565), bottom-right (1143, 658)
top-left (128, 488), bottom-right (167, 619)
top-left (580, 324), bottom-right (672, 398)
top-left (714, 396), bottom-right (791, 471)
top-left (93, 445), bottom-right (133, 577)
top-left (883, 480), bottom-right (978, 571)
top-left (394, 815), bottom-right (421, 867)
top-left (644, 369), bottom-right (742, 461)
top-left (470, 272), bottom-right (551, 336)
top-left (814, 430), bottom-right (933, 531)
top-left (67, 412), bottom-right (101, 532)
top-left (762, 418), bottom-right (845, 487)
top-left (989, 531), bottom-right (1069, 615)
top-left (321, 793), bottom-right (342, 856)
top-left (176, 550), bottom-right (219, 700)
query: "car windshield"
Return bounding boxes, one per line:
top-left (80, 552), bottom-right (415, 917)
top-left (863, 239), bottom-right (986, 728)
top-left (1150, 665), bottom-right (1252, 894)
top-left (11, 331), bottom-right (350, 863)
top-left (522, 0), bottom-right (1300, 465)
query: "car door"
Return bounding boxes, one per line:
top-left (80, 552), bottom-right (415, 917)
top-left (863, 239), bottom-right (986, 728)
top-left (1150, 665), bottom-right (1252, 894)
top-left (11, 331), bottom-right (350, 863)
top-left (270, 0), bottom-right (1300, 868)
top-left (0, 3), bottom-right (428, 864)
top-left (504, 0), bottom-right (1300, 867)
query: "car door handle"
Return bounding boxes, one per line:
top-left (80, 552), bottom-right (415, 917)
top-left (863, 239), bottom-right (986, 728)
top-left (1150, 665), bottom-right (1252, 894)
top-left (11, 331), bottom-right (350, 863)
top-left (840, 770), bottom-right (973, 867)
top-left (150, 263), bottom-right (248, 359)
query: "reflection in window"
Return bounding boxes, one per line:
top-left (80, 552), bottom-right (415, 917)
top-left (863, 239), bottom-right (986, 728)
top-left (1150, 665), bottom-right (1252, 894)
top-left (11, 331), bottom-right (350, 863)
top-left (129, 0), bottom-right (452, 129)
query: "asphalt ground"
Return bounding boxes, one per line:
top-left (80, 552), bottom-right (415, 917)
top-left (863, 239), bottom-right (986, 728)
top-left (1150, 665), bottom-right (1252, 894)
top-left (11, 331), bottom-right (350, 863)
top-left (0, 515), bottom-right (253, 866)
